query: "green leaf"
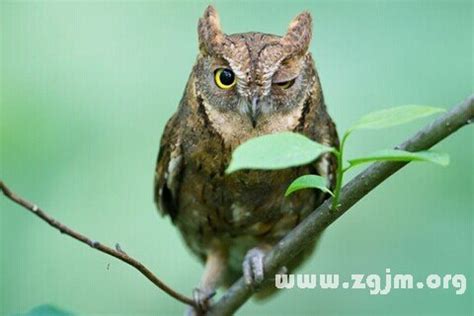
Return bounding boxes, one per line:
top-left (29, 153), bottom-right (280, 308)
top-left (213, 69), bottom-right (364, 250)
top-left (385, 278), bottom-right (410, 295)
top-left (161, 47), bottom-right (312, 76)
top-left (349, 105), bottom-right (445, 132)
top-left (226, 132), bottom-right (334, 173)
top-left (348, 149), bottom-right (450, 168)
top-left (16, 304), bottom-right (75, 316)
top-left (285, 175), bottom-right (334, 197)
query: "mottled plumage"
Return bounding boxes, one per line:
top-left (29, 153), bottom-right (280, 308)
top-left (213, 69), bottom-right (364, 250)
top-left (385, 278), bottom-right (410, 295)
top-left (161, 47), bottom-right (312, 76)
top-left (154, 5), bottom-right (338, 313)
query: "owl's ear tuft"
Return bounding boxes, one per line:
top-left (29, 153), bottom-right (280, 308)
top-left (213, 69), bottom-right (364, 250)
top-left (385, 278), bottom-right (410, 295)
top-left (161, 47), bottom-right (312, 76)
top-left (198, 5), bottom-right (226, 55)
top-left (281, 11), bottom-right (312, 56)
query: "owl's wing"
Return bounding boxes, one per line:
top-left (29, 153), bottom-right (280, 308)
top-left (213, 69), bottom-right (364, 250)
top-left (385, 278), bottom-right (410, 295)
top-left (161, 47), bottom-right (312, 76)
top-left (300, 98), bottom-right (340, 192)
top-left (154, 113), bottom-right (183, 220)
top-left (312, 114), bottom-right (339, 191)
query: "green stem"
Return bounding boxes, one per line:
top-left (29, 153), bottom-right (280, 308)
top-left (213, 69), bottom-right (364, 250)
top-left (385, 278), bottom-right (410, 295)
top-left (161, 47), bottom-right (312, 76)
top-left (331, 132), bottom-right (350, 210)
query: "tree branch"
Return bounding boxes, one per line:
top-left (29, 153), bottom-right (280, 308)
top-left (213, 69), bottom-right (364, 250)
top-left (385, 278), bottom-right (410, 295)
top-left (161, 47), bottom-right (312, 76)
top-left (209, 95), bottom-right (474, 315)
top-left (1, 95), bottom-right (472, 315)
top-left (0, 181), bottom-right (196, 308)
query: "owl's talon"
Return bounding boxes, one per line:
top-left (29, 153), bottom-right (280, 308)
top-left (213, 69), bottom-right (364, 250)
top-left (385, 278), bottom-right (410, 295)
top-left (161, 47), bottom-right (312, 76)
top-left (243, 247), bottom-right (267, 289)
top-left (188, 288), bottom-right (215, 315)
top-left (275, 265), bottom-right (288, 276)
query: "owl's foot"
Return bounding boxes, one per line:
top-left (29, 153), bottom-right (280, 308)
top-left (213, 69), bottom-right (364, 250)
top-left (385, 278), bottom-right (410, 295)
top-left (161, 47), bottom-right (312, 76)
top-left (243, 247), bottom-right (268, 289)
top-left (185, 288), bottom-right (216, 315)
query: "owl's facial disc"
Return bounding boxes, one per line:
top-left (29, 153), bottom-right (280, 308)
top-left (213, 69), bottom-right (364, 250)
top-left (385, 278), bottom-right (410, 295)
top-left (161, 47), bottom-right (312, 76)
top-left (195, 5), bottom-right (314, 128)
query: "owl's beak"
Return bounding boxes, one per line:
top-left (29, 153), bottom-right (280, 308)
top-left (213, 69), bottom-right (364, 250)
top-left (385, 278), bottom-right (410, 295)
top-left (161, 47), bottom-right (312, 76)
top-left (248, 96), bottom-right (260, 128)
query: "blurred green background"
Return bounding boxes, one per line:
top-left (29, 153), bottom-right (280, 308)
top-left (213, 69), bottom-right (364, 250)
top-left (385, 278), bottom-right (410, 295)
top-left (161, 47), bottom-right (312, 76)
top-left (1, 1), bottom-right (472, 315)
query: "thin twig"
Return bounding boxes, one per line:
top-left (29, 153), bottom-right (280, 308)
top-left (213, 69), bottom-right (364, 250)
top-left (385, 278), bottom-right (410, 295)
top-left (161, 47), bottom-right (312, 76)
top-left (0, 181), bottom-right (196, 308)
top-left (209, 95), bottom-right (474, 315)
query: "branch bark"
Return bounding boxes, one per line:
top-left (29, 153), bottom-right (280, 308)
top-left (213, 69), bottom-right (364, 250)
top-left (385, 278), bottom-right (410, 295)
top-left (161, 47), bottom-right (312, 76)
top-left (0, 181), bottom-right (196, 308)
top-left (208, 95), bottom-right (474, 315)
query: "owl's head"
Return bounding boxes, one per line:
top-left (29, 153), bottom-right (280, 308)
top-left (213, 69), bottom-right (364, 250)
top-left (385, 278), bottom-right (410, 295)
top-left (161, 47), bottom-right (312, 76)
top-left (193, 5), bottom-right (318, 128)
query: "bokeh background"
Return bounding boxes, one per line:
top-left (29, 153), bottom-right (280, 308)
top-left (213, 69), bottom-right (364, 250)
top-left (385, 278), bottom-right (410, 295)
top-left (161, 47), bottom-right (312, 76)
top-left (1, 1), bottom-right (472, 315)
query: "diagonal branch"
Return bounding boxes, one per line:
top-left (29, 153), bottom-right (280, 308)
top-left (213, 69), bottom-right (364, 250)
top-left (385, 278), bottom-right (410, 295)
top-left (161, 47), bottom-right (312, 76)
top-left (209, 95), bottom-right (474, 315)
top-left (0, 181), bottom-right (196, 308)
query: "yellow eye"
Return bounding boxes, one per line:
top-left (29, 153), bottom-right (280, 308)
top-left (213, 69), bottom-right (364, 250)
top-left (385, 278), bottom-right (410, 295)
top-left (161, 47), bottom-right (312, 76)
top-left (214, 68), bottom-right (236, 90)
top-left (275, 78), bottom-right (296, 89)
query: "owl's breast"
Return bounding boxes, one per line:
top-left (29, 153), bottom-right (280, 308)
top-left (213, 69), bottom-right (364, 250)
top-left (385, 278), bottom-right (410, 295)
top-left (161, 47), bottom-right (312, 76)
top-left (175, 146), bottom-right (321, 257)
top-left (172, 96), bottom-right (336, 257)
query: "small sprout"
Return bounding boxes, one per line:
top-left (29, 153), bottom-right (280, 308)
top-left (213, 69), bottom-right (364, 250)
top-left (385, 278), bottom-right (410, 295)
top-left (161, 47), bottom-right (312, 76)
top-left (285, 175), bottom-right (333, 197)
top-left (227, 103), bottom-right (449, 214)
top-left (115, 243), bottom-right (127, 255)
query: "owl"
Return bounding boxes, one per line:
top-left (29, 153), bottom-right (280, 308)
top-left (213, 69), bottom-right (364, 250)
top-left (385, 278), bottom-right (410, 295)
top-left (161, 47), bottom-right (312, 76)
top-left (154, 5), bottom-right (339, 314)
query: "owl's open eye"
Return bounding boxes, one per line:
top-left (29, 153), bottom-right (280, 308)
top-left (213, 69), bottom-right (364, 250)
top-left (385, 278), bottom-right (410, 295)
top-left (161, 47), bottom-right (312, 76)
top-left (275, 78), bottom-right (296, 89)
top-left (214, 68), bottom-right (236, 90)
